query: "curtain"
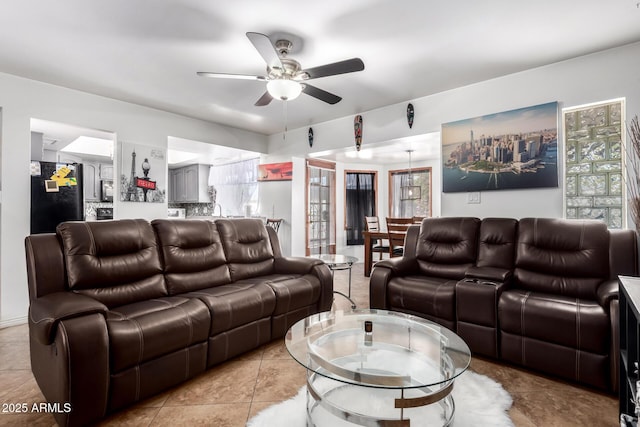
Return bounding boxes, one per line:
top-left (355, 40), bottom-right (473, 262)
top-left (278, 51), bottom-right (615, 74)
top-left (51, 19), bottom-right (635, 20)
top-left (391, 169), bottom-right (431, 217)
top-left (345, 173), bottom-right (375, 245)
top-left (208, 158), bottom-right (259, 217)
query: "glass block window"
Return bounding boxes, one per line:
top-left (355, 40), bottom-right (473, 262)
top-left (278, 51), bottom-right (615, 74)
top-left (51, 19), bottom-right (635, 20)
top-left (563, 100), bottom-right (625, 228)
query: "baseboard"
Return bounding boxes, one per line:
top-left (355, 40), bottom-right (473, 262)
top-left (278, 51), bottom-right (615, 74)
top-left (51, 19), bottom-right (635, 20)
top-left (0, 315), bottom-right (27, 329)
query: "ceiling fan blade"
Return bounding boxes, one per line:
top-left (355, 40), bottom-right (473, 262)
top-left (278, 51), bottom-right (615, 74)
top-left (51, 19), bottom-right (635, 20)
top-left (197, 72), bottom-right (267, 81)
top-left (303, 58), bottom-right (365, 80)
top-left (254, 91), bottom-right (273, 106)
top-left (302, 84), bottom-right (342, 105)
top-left (246, 32), bottom-right (283, 71)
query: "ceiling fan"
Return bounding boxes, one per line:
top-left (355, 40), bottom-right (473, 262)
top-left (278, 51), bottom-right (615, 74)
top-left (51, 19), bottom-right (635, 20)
top-left (197, 32), bottom-right (365, 106)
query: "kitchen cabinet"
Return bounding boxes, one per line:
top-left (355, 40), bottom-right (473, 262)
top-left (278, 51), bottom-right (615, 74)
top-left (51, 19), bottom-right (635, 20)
top-left (169, 164), bottom-right (210, 203)
top-left (169, 168), bottom-right (185, 202)
top-left (101, 164), bottom-right (114, 180)
top-left (83, 162), bottom-right (114, 201)
top-left (84, 163), bottom-right (99, 201)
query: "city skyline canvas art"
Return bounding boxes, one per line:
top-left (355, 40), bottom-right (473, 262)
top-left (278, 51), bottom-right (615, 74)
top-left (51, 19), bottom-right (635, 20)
top-left (442, 102), bottom-right (559, 193)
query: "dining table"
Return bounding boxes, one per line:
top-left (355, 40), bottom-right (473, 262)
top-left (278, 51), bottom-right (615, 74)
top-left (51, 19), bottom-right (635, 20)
top-left (362, 229), bottom-right (407, 277)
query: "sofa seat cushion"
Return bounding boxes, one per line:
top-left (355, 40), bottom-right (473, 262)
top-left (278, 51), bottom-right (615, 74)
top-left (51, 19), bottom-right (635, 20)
top-left (185, 282), bottom-right (276, 336)
top-left (499, 290), bottom-right (608, 354)
top-left (387, 275), bottom-right (457, 322)
top-left (234, 274), bottom-right (321, 315)
top-left (107, 297), bottom-right (210, 373)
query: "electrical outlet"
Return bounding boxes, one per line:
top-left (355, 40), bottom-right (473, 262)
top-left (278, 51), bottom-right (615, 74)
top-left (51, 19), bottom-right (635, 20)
top-left (467, 192), bottom-right (481, 204)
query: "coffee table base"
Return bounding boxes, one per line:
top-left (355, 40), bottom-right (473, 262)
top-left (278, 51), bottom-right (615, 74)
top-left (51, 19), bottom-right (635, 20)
top-left (305, 372), bottom-right (455, 427)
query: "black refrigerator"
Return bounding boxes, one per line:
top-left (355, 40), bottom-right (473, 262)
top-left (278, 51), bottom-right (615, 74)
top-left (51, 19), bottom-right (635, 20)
top-left (30, 161), bottom-right (84, 234)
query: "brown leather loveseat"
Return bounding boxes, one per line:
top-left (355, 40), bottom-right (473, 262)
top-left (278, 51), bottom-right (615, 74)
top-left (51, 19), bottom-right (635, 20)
top-left (370, 217), bottom-right (638, 392)
top-left (25, 218), bottom-right (332, 426)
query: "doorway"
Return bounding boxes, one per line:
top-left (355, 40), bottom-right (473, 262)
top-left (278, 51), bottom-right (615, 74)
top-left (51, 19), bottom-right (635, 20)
top-left (306, 159), bottom-right (336, 255)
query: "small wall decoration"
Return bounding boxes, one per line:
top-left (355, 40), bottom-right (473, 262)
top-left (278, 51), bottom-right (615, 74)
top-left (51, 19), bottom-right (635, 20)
top-left (257, 162), bottom-right (293, 181)
top-left (442, 101), bottom-right (558, 193)
top-left (308, 127), bottom-right (314, 148)
top-left (407, 103), bottom-right (415, 128)
top-left (120, 141), bottom-right (166, 202)
top-left (354, 115), bottom-right (363, 151)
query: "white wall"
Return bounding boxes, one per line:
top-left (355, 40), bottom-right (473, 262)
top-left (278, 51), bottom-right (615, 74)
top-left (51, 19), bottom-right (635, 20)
top-left (0, 72), bottom-right (267, 326)
top-left (267, 42), bottom-right (640, 257)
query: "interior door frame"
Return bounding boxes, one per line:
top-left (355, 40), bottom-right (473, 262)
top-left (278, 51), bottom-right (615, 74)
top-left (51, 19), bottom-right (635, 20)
top-left (305, 158), bottom-right (336, 256)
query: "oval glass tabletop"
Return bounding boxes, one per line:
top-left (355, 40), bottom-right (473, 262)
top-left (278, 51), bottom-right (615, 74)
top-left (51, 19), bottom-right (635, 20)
top-left (309, 254), bottom-right (358, 267)
top-left (285, 309), bottom-right (471, 390)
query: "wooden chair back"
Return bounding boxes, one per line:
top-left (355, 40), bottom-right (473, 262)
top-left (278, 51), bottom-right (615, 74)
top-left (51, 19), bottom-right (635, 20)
top-left (365, 216), bottom-right (388, 261)
top-left (386, 217), bottom-right (414, 226)
top-left (266, 218), bottom-right (283, 232)
top-left (364, 216), bottom-right (380, 232)
top-left (386, 218), bottom-right (412, 257)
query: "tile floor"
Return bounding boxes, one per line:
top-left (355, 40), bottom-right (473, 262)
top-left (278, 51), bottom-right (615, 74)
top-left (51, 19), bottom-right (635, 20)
top-left (0, 263), bottom-right (619, 426)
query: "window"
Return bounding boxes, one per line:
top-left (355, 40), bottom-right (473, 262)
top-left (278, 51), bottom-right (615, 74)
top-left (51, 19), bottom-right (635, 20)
top-left (563, 99), bottom-right (625, 228)
top-left (345, 171), bottom-right (376, 245)
top-left (208, 158), bottom-right (259, 217)
top-left (389, 167), bottom-right (431, 218)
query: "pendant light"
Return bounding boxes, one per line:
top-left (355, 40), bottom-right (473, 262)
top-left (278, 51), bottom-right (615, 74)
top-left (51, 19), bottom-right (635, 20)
top-left (400, 149), bottom-right (421, 201)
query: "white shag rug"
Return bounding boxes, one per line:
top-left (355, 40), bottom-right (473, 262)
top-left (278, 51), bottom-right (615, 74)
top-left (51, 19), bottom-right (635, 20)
top-left (247, 371), bottom-right (513, 427)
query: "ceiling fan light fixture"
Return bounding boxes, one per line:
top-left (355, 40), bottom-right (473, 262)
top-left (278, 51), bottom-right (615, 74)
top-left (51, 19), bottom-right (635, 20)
top-left (267, 79), bottom-right (302, 101)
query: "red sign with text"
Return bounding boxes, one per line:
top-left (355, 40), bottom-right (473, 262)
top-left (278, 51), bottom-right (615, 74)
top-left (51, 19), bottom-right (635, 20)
top-left (136, 178), bottom-right (156, 190)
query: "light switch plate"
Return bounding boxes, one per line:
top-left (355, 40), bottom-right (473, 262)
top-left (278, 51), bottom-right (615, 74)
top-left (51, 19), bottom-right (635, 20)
top-left (467, 192), bottom-right (481, 204)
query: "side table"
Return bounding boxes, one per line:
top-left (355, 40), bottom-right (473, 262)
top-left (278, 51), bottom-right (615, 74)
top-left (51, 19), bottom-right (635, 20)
top-left (309, 254), bottom-right (358, 309)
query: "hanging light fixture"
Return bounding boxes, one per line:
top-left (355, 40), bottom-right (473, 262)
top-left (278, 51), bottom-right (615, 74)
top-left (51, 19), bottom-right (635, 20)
top-left (400, 149), bottom-right (421, 201)
top-left (266, 79), bottom-right (302, 101)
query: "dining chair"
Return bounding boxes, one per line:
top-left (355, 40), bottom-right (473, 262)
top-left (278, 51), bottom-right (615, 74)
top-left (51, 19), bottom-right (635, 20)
top-left (266, 218), bottom-right (283, 233)
top-left (385, 217), bottom-right (413, 257)
top-left (412, 216), bottom-right (426, 224)
top-left (365, 216), bottom-right (389, 261)
top-left (386, 217), bottom-right (414, 224)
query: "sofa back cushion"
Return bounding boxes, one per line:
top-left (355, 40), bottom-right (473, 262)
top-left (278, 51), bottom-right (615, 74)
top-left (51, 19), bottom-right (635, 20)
top-left (415, 217), bottom-right (480, 279)
top-left (152, 219), bottom-right (231, 294)
top-left (216, 219), bottom-right (274, 281)
top-left (514, 218), bottom-right (609, 299)
top-left (477, 218), bottom-right (518, 269)
top-left (57, 219), bottom-right (166, 308)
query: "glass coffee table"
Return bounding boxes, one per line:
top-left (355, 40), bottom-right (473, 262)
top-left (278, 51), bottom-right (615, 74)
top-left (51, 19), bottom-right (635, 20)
top-left (308, 254), bottom-right (358, 309)
top-left (285, 309), bottom-right (471, 426)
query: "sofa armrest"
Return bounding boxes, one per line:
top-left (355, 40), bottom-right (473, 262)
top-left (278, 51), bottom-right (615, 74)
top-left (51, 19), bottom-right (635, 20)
top-left (456, 277), bottom-right (509, 358)
top-left (30, 313), bottom-right (110, 426)
top-left (370, 257), bottom-right (418, 309)
top-left (29, 292), bottom-right (108, 345)
top-left (274, 256), bottom-right (333, 311)
top-left (465, 266), bottom-right (512, 283)
top-left (374, 257), bottom-right (419, 275)
top-left (596, 279), bottom-right (619, 311)
top-left (273, 256), bottom-right (323, 275)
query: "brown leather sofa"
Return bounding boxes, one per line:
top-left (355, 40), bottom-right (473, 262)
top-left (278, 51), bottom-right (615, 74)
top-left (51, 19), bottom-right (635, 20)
top-left (25, 218), bottom-right (333, 426)
top-left (370, 217), bottom-right (638, 392)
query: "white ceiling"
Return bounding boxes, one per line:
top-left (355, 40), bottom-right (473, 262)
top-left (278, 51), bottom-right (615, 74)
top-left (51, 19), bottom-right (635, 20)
top-left (3, 1), bottom-right (640, 138)
top-left (310, 132), bottom-right (441, 165)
